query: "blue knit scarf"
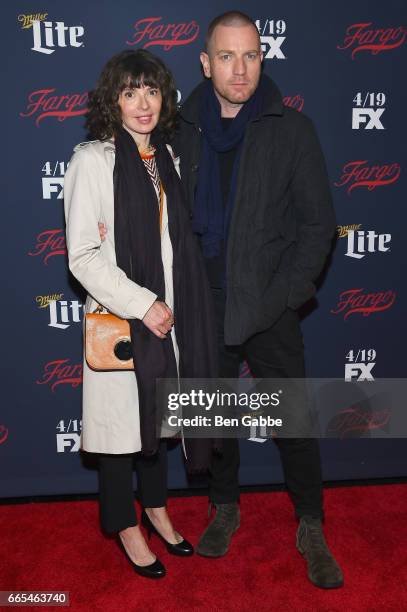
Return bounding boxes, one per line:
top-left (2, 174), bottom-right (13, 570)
top-left (192, 78), bottom-right (264, 258)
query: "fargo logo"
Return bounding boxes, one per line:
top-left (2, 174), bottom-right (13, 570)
top-left (28, 229), bottom-right (67, 264)
top-left (337, 23), bottom-right (407, 59)
top-left (20, 89), bottom-right (88, 126)
top-left (126, 17), bottom-right (200, 50)
top-left (283, 95), bottom-right (304, 112)
top-left (30, 20), bottom-right (84, 54)
top-left (36, 359), bottom-right (83, 392)
top-left (334, 161), bottom-right (401, 194)
top-left (326, 406), bottom-right (390, 438)
top-left (0, 425), bottom-right (9, 445)
top-left (330, 288), bottom-right (396, 320)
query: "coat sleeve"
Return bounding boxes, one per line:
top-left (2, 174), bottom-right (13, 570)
top-left (64, 146), bottom-right (157, 319)
top-left (287, 117), bottom-right (336, 309)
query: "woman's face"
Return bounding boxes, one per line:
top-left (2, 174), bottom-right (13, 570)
top-left (118, 85), bottom-right (162, 140)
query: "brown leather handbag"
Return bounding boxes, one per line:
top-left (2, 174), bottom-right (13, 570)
top-left (85, 306), bottom-right (134, 371)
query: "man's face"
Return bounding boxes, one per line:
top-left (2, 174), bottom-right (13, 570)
top-left (200, 23), bottom-right (263, 109)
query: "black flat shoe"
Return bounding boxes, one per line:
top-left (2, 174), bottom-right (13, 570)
top-left (141, 510), bottom-right (194, 556)
top-left (117, 535), bottom-right (166, 579)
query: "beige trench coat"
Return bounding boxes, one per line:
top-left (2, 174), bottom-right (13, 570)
top-left (64, 139), bottom-right (179, 454)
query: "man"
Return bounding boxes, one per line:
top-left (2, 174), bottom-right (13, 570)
top-left (99, 11), bottom-right (343, 589)
top-left (174, 11), bottom-right (343, 589)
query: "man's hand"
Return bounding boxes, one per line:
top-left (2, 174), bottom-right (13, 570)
top-left (143, 301), bottom-right (174, 339)
top-left (98, 222), bottom-right (107, 242)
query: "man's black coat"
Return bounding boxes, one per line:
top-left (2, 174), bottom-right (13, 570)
top-left (173, 75), bottom-right (336, 345)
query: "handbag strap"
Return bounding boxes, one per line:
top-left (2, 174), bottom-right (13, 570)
top-left (92, 304), bottom-right (107, 314)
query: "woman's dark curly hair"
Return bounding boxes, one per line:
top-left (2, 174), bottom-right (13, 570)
top-left (86, 49), bottom-right (178, 140)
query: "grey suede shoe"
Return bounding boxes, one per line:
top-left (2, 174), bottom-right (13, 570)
top-left (296, 516), bottom-right (344, 589)
top-left (197, 502), bottom-right (240, 557)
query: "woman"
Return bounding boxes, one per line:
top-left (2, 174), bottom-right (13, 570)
top-left (64, 49), bottom-right (217, 579)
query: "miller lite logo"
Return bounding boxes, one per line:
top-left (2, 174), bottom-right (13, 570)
top-left (337, 224), bottom-right (362, 238)
top-left (345, 230), bottom-right (391, 259)
top-left (126, 17), bottom-right (200, 50)
top-left (334, 161), bottom-right (401, 194)
top-left (255, 18), bottom-right (287, 59)
top-left (337, 23), bottom-right (407, 59)
top-left (18, 13), bottom-right (48, 29)
top-left (331, 289), bottom-right (396, 320)
top-left (36, 359), bottom-right (83, 391)
top-left (36, 294), bottom-right (84, 330)
top-left (20, 89), bottom-right (88, 126)
top-left (48, 300), bottom-right (83, 330)
top-left (30, 20), bottom-right (85, 54)
top-left (28, 229), bottom-right (67, 264)
top-left (36, 293), bottom-right (64, 308)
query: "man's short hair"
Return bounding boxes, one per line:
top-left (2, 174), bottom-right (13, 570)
top-left (205, 11), bottom-right (260, 53)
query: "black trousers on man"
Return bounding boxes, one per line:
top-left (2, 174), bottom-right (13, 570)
top-left (98, 440), bottom-right (168, 534)
top-left (209, 288), bottom-right (323, 519)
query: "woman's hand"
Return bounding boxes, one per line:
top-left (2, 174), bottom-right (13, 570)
top-left (98, 222), bottom-right (107, 242)
top-left (143, 301), bottom-right (174, 339)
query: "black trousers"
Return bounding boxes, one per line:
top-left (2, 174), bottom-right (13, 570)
top-left (98, 440), bottom-right (168, 534)
top-left (209, 288), bottom-right (323, 520)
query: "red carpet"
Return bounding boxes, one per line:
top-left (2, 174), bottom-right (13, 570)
top-left (1, 485), bottom-right (407, 612)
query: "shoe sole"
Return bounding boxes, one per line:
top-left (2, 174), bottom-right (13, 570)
top-left (308, 576), bottom-right (344, 589)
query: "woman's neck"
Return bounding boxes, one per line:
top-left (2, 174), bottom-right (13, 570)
top-left (122, 124), bottom-right (150, 149)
